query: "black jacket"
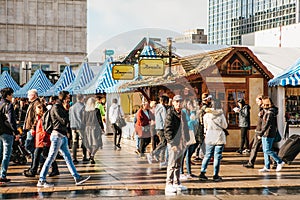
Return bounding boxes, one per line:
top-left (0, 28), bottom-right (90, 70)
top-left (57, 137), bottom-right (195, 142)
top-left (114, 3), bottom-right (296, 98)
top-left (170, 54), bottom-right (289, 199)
top-left (50, 100), bottom-right (69, 135)
top-left (0, 99), bottom-right (18, 135)
top-left (164, 106), bottom-right (190, 146)
top-left (238, 104), bottom-right (251, 128)
top-left (257, 106), bottom-right (278, 138)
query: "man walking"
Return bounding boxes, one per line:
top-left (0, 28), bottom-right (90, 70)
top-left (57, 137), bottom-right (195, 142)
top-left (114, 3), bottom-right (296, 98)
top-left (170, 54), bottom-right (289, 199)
top-left (108, 98), bottom-right (123, 150)
top-left (0, 87), bottom-right (19, 184)
top-left (164, 95), bottom-right (189, 193)
top-left (23, 89), bottom-right (40, 165)
top-left (37, 91), bottom-right (90, 187)
top-left (69, 94), bottom-right (88, 163)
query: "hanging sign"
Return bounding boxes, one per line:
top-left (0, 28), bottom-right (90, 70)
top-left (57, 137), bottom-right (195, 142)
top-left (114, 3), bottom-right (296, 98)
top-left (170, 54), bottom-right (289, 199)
top-left (105, 49), bottom-right (115, 56)
top-left (112, 65), bottom-right (134, 80)
top-left (139, 59), bottom-right (164, 76)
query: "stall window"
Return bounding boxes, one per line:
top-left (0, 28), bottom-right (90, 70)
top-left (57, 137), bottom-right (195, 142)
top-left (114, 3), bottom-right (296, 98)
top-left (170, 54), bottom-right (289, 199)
top-left (285, 87), bottom-right (300, 124)
top-left (226, 89), bottom-right (246, 126)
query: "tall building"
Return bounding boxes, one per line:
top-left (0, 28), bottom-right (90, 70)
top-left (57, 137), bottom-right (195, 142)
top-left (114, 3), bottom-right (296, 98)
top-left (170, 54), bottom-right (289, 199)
top-left (208, 0), bottom-right (299, 45)
top-left (175, 29), bottom-right (207, 44)
top-left (0, 0), bottom-right (87, 85)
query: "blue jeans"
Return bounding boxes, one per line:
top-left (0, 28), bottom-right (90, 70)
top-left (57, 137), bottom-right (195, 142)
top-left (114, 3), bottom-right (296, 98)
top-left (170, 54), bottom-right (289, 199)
top-left (201, 144), bottom-right (224, 176)
top-left (261, 137), bottom-right (282, 169)
top-left (0, 133), bottom-right (14, 179)
top-left (39, 132), bottom-right (80, 182)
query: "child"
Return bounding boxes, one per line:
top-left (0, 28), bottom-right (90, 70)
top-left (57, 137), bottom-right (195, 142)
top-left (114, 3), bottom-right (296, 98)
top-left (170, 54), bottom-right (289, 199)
top-left (24, 102), bottom-right (59, 177)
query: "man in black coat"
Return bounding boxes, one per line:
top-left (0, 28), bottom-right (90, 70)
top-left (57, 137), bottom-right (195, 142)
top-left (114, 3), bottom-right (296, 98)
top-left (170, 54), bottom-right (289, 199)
top-left (164, 95), bottom-right (190, 194)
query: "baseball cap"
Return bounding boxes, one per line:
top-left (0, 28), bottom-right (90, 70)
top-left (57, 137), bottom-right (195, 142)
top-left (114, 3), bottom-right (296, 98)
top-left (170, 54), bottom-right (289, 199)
top-left (173, 95), bottom-right (183, 101)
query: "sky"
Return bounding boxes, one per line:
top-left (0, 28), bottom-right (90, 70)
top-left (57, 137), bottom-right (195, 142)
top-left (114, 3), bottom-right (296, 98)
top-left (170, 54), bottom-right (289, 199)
top-left (87, 0), bottom-right (208, 54)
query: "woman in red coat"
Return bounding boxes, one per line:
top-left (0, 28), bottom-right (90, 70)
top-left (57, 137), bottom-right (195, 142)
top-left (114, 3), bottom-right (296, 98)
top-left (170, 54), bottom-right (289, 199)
top-left (24, 102), bottom-right (59, 177)
top-left (135, 101), bottom-right (153, 158)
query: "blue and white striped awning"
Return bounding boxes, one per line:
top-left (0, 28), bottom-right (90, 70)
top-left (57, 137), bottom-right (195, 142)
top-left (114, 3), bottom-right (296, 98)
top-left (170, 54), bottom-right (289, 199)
top-left (269, 58), bottom-right (300, 86)
top-left (14, 69), bottom-right (53, 98)
top-left (140, 45), bottom-right (157, 57)
top-left (65, 62), bottom-right (94, 95)
top-left (40, 66), bottom-right (76, 96)
top-left (0, 71), bottom-right (20, 92)
top-left (78, 57), bottom-right (118, 94)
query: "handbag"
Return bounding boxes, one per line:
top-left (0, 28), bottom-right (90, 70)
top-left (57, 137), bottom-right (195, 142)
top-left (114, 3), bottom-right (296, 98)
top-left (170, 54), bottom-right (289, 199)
top-left (274, 129), bottom-right (282, 143)
top-left (116, 105), bottom-right (126, 128)
top-left (116, 117), bottom-right (126, 128)
top-left (135, 124), bottom-right (151, 138)
top-left (186, 130), bottom-right (196, 146)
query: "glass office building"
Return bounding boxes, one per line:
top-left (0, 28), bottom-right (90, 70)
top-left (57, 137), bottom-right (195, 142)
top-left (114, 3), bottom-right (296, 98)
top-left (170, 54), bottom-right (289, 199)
top-left (208, 0), bottom-right (299, 45)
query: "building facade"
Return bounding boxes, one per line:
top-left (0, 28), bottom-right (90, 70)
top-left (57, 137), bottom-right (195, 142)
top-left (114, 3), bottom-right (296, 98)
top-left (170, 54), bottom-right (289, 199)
top-left (175, 29), bottom-right (207, 44)
top-left (0, 0), bottom-right (87, 85)
top-left (208, 0), bottom-right (300, 45)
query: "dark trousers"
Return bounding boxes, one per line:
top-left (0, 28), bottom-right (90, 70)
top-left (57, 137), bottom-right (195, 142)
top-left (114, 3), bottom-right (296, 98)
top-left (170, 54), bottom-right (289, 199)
top-left (248, 134), bottom-right (262, 165)
top-left (112, 123), bottom-right (122, 147)
top-left (72, 129), bottom-right (87, 160)
top-left (139, 137), bottom-right (151, 154)
top-left (239, 127), bottom-right (249, 150)
top-left (151, 135), bottom-right (160, 151)
top-left (31, 147), bottom-right (58, 174)
top-left (152, 130), bottom-right (167, 161)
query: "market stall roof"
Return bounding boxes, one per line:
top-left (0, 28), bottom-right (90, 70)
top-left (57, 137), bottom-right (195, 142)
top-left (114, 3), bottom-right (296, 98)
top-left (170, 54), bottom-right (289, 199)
top-left (40, 66), bottom-right (76, 96)
top-left (268, 58), bottom-right (300, 86)
top-left (77, 57), bottom-right (118, 94)
top-left (183, 46), bottom-right (274, 80)
top-left (0, 71), bottom-right (20, 92)
top-left (14, 69), bottom-right (53, 98)
top-left (64, 62), bottom-right (94, 95)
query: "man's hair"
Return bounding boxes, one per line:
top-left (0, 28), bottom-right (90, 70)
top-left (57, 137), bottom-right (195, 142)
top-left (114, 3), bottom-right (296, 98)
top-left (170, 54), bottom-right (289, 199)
top-left (1, 87), bottom-right (14, 99)
top-left (58, 91), bottom-right (70, 101)
top-left (112, 98), bottom-right (118, 104)
top-left (76, 94), bottom-right (84, 101)
top-left (160, 95), bottom-right (169, 104)
top-left (28, 89), bottom-right (38, 96)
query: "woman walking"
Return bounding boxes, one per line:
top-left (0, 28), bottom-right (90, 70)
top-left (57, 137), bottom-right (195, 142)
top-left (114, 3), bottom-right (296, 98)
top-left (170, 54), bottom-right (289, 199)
top-left (82, 97), bottom-right (104, 164)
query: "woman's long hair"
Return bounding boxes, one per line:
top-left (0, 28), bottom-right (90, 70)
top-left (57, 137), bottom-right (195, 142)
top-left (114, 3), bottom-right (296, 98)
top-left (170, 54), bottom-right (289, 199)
top-left (85, 97), bottom-right (96, 112)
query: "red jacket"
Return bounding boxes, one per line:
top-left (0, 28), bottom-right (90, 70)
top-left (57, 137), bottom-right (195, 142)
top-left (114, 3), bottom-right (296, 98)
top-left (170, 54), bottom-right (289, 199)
top-left (32, 115), bottom-right (51, 148)
top-left (136, 108), bottom-right (151, 126)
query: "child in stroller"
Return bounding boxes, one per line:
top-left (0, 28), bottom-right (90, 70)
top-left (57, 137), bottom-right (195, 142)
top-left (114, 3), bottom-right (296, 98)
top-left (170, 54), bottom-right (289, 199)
top-left (10, 128), bottom-right (29, 165)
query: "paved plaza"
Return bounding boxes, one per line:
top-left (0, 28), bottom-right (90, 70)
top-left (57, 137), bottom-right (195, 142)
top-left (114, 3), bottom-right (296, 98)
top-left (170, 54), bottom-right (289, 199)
top-left (1, 135), bottom-right (300, 199)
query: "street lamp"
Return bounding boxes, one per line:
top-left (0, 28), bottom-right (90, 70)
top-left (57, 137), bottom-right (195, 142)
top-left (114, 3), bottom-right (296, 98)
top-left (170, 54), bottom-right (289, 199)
top-left (22, 61), bottom-right (32, 83)
top-left (167, 37), bottom-right (172, 76)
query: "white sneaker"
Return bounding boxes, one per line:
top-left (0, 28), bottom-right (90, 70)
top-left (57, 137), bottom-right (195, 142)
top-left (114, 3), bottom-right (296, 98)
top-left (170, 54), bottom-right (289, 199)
top-left (174, 184), bottom-right (188, 191)
top-left (180, 174), bottom-right (187, 180)
top-left (159, 162), bottom-right (167, 169)
top-left (276, 162), bottom-right (285, 172)
top-left (185, 174), bottom-right (193, 179)
top-left (165, 184), bottom-right (177, 193)
top-left (146, 154), bottom-right (153, 164)
top-left (258, 167), bottom-right (270, 172)
top-left (37, 180), bottom-right (54, 188)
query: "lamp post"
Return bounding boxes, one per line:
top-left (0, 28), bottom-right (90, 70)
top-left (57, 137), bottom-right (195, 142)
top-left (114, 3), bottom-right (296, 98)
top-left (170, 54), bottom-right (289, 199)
top-left (22, 61), bottom-right (32, 83)
top-left (167, 37), bottom-right (172, 76)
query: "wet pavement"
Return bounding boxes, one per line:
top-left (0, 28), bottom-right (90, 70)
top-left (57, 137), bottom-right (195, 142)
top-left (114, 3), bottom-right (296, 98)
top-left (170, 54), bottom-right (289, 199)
top-left (1, 135), bottom-right (300, 199)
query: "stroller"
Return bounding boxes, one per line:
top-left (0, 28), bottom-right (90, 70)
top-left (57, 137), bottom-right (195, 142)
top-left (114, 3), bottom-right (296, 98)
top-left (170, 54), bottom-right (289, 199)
top-left (10, 130), bottom-right (29, 165)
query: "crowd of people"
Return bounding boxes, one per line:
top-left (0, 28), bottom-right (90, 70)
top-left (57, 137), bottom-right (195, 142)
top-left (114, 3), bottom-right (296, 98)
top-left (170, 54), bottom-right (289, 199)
top-left (0, 86), bottom-right (286, 193)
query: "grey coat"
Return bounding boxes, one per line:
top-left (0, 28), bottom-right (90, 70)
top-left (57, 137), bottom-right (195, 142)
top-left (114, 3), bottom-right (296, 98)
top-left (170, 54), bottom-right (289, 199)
top-left (238, 105), bottom-right (251, 128)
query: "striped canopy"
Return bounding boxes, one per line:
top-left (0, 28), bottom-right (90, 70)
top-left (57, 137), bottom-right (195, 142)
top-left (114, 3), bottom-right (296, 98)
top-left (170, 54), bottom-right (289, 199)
top-left (269, 58), bottom-right (300, 86)
top-left (14, 69), bottom-right (53, 97)
top-left (0, 71), bottom-right (20, 92)
top-left (78, 57), bottom-right (117, 94)
top-left (40, 66), bottom-right (76, 96)
top-left (65, 62), bottom-right (94, 95)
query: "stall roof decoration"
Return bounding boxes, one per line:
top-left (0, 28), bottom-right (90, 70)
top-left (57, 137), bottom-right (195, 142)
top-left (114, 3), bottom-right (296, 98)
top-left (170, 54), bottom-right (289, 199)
top-left (268, 58), bottom-right (300, 87)
top-left (14, 69), bottom-right (53, 98)
top-left (40, 66), bottom-right (76, 96)
top-left (0, 71), bottom-right (20, 92)
top-left (64, 62), bottom-right (94, 95)
top-left (78, 57), bottom-right (117, 94)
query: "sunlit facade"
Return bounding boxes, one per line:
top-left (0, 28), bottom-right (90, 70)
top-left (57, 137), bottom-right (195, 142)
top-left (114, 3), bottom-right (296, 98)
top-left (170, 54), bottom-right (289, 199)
top-left (208, 0), bottom-right (300, 45)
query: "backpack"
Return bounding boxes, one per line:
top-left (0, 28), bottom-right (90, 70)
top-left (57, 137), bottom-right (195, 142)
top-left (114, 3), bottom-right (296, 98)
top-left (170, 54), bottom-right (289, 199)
top-left (42, 108), bottom-right (53, 134)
